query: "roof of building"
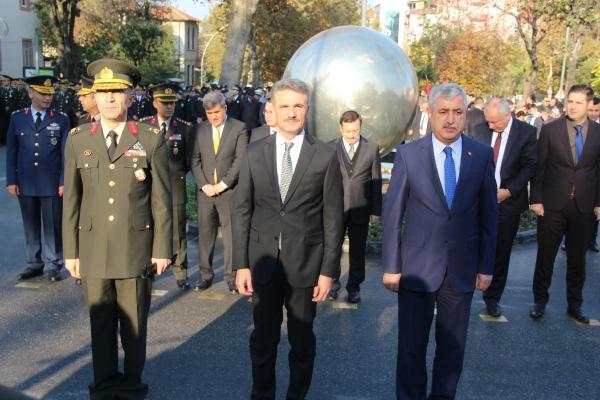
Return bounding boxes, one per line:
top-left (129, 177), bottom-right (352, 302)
top-left (155, 6), bottom-right (200, 22)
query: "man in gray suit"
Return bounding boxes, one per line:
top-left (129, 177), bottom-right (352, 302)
top-left (329, 111), bottom-right (382, 303)
top-left (250, 98), bottom-right (276, 143)
top-left (191, 91), bottom-right (248, 293)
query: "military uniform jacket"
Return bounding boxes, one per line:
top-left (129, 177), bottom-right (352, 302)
top-left (140, 115), bottom-right (194, 205)
top-left (128, 96), bottom-right (153, 120)
top-left (5, 107), bottom-right (70, 196)
top-left (62, 120), bottom-right (173, 279)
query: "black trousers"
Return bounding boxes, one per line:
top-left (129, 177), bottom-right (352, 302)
top-left (197, 193), bottom-right (233, 284)
top-left (83, 277), bottom-right (152, 400)
top-left (333, 220), bottom-right (368, 292)
top-left (482, 209), bottom-right (521, 303)
top-left (250, 262), bottom-right (317, 400)
top-left (396, 275), bottom-right (473, 400)
top-left (533, 200), bottom-right (592, 308)
top-left (171, 203), bottom-right (188, 281)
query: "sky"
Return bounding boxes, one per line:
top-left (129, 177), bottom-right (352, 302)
top-left (172, 0), bottom-right (211, 21)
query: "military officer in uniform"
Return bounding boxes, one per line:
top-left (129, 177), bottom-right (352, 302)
top-left (6, 75), bottom-right (70, 282)
top-left (140, 82), bottom-right (194, 290)
top-left (76, 76), bottom-right (100, 127)
top-left (128, 84), bottom-right (153, 121)
top-left (62, 59), bottom-right (172, 399)
top-left (1, 75), bottom-right (15, 144)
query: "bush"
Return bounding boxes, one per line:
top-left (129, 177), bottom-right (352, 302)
top-left (186, 181), bottom-right (197, 221)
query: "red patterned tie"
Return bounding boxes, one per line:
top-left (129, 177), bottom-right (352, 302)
top-left (493, 132), bottom-right (502, 166)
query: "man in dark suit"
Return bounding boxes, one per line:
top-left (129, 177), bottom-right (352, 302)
top-left (529, 84), bottom-right (600, 324)
top-left (63, 59), bottom-right (172, 399)
top-left (241, 88), bottom-right (262, 131)
top-left (471, 97), bottom-right (537, 317)
top-left (191, 91), bottom-right (247, 293)
top-left (141, 82), bottom-right (196, 290)
top-left (383, 83), bottom-right (498, 400)
top-left (588, 96), bottom-right (600, 252)
top-left (233, 78), bottom-right (344, 399)
top-left (226, 86), bottom-right (242, 120)
top-left (465, 96), bottom-right (485, 136)
top-left (250, 98), bottom-right (276, 143)
top-left (6, 75), bottom-right (70, 282)
top-left (408, 98), bottom-right (431, 141)
top-left (328, 110), bottom-right (382, 303)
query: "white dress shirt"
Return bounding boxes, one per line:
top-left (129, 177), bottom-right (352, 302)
top-left (432, 134), bottom-right (462, 195)
top-left (30, 105), bottom-right (46, 124)
top-left (101, 121), bottom-right (126, 148)
top-left (342, 137), bottom-right (360, 160)
top-left (276, 130), bottom-right (305, 186)
top-left (491, 117), bottom-right (513, 189)
top-left (158, 117), bottom-right (171, 130)
top-left (419, 113), bottom-right (429, 136)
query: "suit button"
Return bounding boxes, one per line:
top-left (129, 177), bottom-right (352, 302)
top-left (108, 198), bottom-right (114, 204)
top-left (108, 215), bottom-right (115, 222)
top-left (109, 164), bottom-right (115, 170)
top-left (34, 142), bottom-right (39, 147)
top-left (109, 181), bottom-right (116, 187)
top-left (34, 162), bottom-right (38, 166)
top-left (35, 133), bottom-right (39, 137)
top-left (280, 211), bottom-right (285, 216)
top-left (133, 158), bottom-right (138, 162)
top-left (84, 163), bottom-right (89, 168)
top-left (180, 176), bottom-right (184, 180)
top-left (133, 164), bottom-right (137, 168)
top-left (34, 153), bottom-right (39, 157)
top-left (145, 225), bottom-right (150, 229)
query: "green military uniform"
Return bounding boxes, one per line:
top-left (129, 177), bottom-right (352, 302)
top-left (62, 59), bottom-right (172, 399)
top-left (140, 83), bottom-right (195, 287)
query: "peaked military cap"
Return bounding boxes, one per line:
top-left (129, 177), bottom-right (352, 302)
top-left (0, 74), bottom-right (12, 82)
top-left (78, 76), bottom-right (95, 96)
top-left (24, 75), bottom-right (57, 95)
top-left (87, 58), bottom-right (141, 91)
top-left (149, 82), bottom-right (179, 102)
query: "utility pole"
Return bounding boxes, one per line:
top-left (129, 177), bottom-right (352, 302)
top-left (361, 0), bottom-right (367, 27)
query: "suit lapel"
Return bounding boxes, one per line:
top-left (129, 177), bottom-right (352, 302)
top-left (500, 120), bottom-right (518, 178)
top-left (558, 118), bottom-right (575, 167)
top-left (263, 135), bottom-right (278, 196)
top-left (38, 112), bottom-right (53, 132)
top-left (454, 135), bottom-right (473, 203)
top-left (215, 121), bottom-right (228, 156)
top-left (91, 125), bottom-right (111, 164)
top-left (335, 138), bottom-right (350, 180)
top-left (111, 123), bottom-right (137, 162)
top-left (421, 135), bottom-right (449, 212)
top-left (283, 133), bottom-right (316, 205)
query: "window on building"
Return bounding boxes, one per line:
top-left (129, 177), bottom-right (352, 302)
top-left (20, 0), bottom-right (32, 11)
top-left (22, 38), bottom-right (33, 67)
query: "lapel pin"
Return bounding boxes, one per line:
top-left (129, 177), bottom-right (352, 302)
top-left (468, 151), bottom-right (473, 157)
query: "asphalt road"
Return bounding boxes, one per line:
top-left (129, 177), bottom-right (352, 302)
top-left (0, 146), bottom-right (599, 399)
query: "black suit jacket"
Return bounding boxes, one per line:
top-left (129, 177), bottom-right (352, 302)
top-left (191, 118), bottom-right (248, 200)
top-left (530, 117), bottom-right (600, 212)
top-left (330, 137), bottom-right (382, 223)
top-left (250, 125), bottom-right (270, 143)
top-left (241, 98), bottom-right (261, 130)
top-left (471, 118), bottom-right (537, 215)
top-left (232, 133), bottom-right (344, 287)
top-left (466, 106), bottom-right (485, 136)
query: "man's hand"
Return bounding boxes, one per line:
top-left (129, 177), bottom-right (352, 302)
top-left (594, 207), bottom-right (600, 221)
top-left (152, 258), bottom-right (171, 275)
top-left (236, 268), bottom-right (254, 296)
top-left (7, 185), bottom-right (20, 196)
top-left (370, 215), bottom-right (381, 224)
top-left (497, 188), bottom-right (511, 203)
top-left (383, 273), bottom-right (401, 292)
top-left (58, 186), bottom-right (64, 197)
top-left (65, 258), bottom-right (81, 278)
top-left (529, 203), bottom-right (544, 217)
top-left (312, 275), bottom-right (332, 302)
top-left (215, 181), bottom-right (227, 194)
top-left (201, 184), bottom-right (218, 197)
top-left (476, 274), bottom-right (493, 291)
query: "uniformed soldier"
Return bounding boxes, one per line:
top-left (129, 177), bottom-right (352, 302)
top-left (185, 88), bottom-right (205, 125)
top-left (13, 79), bottom-right (31, 109)
top-left (5, 75), bottom-right (70, 282)
top-left (140, 82), bottom-right (194, 290)
top-left (76, 76), bottom-right (100, 127)
top-left (128, 84), bottom-right (153, 120)
top-left (62, 59), bottom-right (172, 399)
top-left (52, 79), bottom-right (76, 126)
top-left (0, 75), bottom-right (14, 144)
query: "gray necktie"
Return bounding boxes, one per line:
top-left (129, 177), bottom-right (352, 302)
top-left (348, 143), bottom-right (355, 160)
top-left (280, 141), bottom-right (294, 201)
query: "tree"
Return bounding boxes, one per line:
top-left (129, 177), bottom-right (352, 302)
top-left (34, 0), bottom-right (81, 79)
top-left (592, 60), bottom-right (600, 93)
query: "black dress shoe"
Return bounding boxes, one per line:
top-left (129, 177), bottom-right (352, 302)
top-left (193, 279), bottom-right (212, 291)
top-left (228, 281), bottom-right (239, 294)
top-left (48, 269), bottom-right (62, 282)
top-left (530, 303), bottom-right (545, 319)
top-left (589, 242), bottom-right (599, 252)
top-left (176, 279), bottom-right (191, 290)
top-left (75, 278), bottom-right (82, 285)
top-left (327, 288), bottom-right (338, 301)
top-left (486, 302), bottom-right (502, 317)
top-left (567, 307), bottom-right (590, 324)
top-left (17, 267), bottom-right (43, 281)
top-left (346, 290), bottom-right (361, 304)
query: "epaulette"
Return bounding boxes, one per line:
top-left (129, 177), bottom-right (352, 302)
top-left (175, 117), bottom-right (192, 126)
top-left (59, 111), bottom-right (68, 117)
top-left (139, 116), bottom-right (151, 122)
top-left (70, 127), bottom-right (80, 135)
top-left (11, 108), bottom-right (24, 115)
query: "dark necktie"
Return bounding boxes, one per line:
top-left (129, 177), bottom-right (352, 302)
top-left (161, 122), bottom-right (167, 136)
top-left (493, 131), bottom-right (502, 166)
top-left (443, 147), bottom-right (456, 208)
top-left (35, 112), bottom-right (42, 130)
top-left (575, 125), bottom-right (583, 164)
top-left (107, 130), bottom-right (118, 160)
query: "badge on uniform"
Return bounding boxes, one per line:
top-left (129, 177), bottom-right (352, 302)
top-left (125, 141), bottom-right (147, 157)
top-left (134, 168), bottom-right (146, 182)
top-left (168, 134), bottom-right (182, 141)
top-left (47, 122), bottom-right (60, 131)
top-left (83, 149), bottom-right (93, 156)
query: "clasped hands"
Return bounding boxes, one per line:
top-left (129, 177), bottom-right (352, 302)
top-left (202, 182), bottom-right (227, 197)
top-left (64, 257), bottom-right (172, 279)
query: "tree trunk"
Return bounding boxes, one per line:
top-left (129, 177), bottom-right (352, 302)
top-left (546, 58), bottom-right (553, 100)
top-left (565, 26), bottom-right (584, 93)
top-left (219, 0), bottom-right (260, 87)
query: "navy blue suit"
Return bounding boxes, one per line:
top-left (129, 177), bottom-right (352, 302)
top-left (6, 107), bottom-right (70, 271)
top-left (383, 134), bottom-right (498, 399)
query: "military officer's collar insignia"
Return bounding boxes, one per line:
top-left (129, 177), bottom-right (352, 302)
top-left (172, 118), bottom-right (177, 127)
top-left (49, 110), bottom-right (55, 118)
top-left (128, 121), bottom-right (138, 135)
top-left (24, 107), bottom-right (30, 116)
top-left (70, 127), bottom-right (80, 135)
top-left (99, 67), bottom-right (114, 80)
top-left (90, 121), bottom-right (100, 135)
top-left (83, 149), bottom-right (93, 156)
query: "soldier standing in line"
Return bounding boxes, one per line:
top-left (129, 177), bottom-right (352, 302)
top-left (141, 82), bottom-right (194, 290)
top-left (0, 75), bottom-right (15, 145)
top-left (63, 59), bottom-right (172, 399)
top-left (76, 76), bottom-right (100, 127)
top-left (128, 84), bottom-right (153, 121)
top-left (5, 75), bottom-right (70, 282)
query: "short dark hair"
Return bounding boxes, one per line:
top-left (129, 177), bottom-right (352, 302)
top-left (516, 110), bottom-right (526, 118)
top-left (568, 84), bottom-right (594, 102)
top-left (339, 110), bottom-right (361, 125)
top-left (592, 96), bottom-right (600, 105)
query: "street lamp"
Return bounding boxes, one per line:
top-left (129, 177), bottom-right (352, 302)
top-left (200, 26), bottom-right (225, 87)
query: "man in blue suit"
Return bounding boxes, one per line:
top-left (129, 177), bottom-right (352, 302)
top-left (6, 75), bottom-right (70, 282)
top-left (383, 83), bottom-right (498, 400)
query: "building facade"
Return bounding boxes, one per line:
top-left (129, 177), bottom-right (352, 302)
top-left (159, 7), bottom-right (200, 86)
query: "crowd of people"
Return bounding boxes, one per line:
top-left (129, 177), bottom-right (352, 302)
top-left (3, 56), bottom-right (600, 400)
